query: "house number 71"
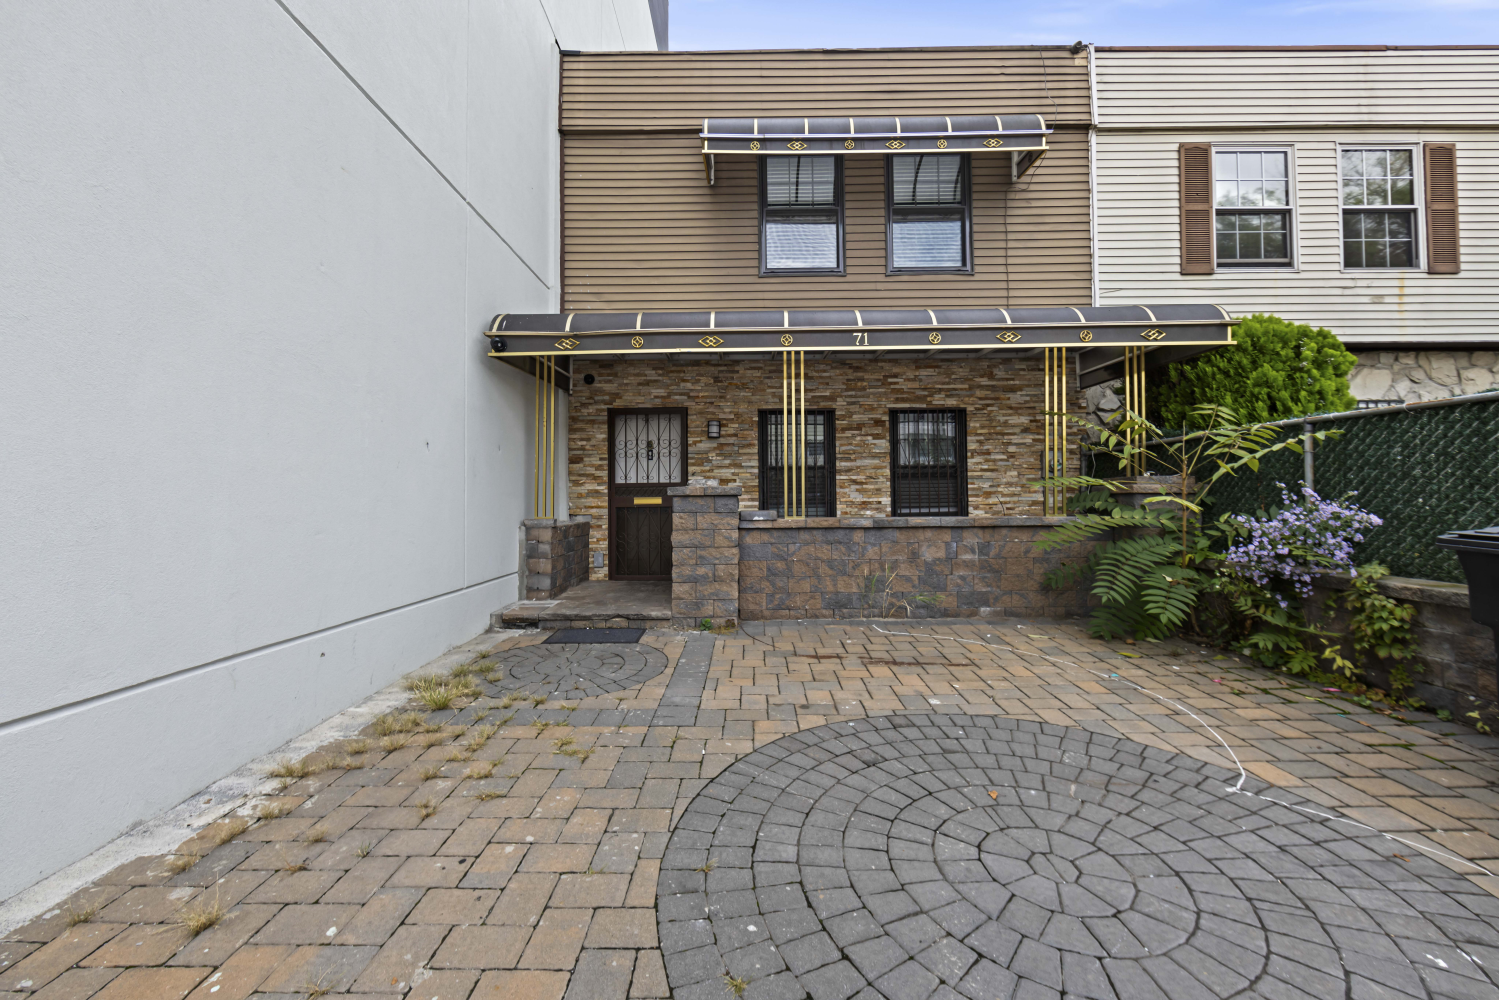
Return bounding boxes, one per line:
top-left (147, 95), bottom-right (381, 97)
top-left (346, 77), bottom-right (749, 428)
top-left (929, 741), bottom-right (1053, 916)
top-left (851, 331), bottom-right (868, 346)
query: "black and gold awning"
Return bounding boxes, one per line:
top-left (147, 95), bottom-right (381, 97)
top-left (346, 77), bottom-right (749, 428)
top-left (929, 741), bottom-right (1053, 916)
top-left (484, 305), bottom-right (1236, 382)
top-left (700, 115), bottom-right (1050, 156)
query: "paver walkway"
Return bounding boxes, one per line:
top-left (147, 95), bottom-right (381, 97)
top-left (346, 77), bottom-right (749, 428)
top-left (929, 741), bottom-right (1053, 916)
top-left (5, 619), bottom-right (1499, 1000)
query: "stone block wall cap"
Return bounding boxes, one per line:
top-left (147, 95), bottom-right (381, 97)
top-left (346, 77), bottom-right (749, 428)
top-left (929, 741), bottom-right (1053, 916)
top-left (566, 515), bottom-right (593, 524)
top-left (668, 484), bottom-right (745, 496)
top-left (1108, 476), bottom-right (1196, 491)
top-left (522, 518), bottom-right (557, 527)
top-left (1314, 571), bottom-right (1469, 608)
top-left (737, 515), bottom-right (1075, 529)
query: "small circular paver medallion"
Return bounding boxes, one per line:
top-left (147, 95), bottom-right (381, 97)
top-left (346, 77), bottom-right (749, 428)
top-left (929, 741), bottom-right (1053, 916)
top-left (479, 642), bottom-right (665, 699)
top-left (658, 714), bottom-right (1499, 1000)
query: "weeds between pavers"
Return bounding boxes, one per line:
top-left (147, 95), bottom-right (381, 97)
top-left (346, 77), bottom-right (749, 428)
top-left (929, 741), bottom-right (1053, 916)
top-left (176, 893), bottom-right (225, 936)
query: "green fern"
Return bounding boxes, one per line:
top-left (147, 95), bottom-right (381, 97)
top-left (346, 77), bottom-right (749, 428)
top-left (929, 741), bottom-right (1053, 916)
top-left (1031, 404), bottom-right (1335, 642)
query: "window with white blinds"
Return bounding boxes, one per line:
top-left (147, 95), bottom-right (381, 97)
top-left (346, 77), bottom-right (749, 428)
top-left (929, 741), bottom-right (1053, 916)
top-left (888, 154), bottom-right (970, 273)
top-left (761, 156), bottom-right (842, 273)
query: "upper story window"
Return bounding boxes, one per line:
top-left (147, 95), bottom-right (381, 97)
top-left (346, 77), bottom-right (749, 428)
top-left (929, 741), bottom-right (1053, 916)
top-left (888, 154), bottom-right (971, 273)
top-left (760, 156), bottom-right (843, 274)
top-left (1214, 149), bottom-right (1292, 267)
top-left (1341, 148), bottom-right (1418, 269)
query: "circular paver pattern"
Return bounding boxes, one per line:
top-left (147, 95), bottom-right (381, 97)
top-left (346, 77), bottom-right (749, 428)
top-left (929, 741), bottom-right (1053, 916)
top-left (659, 714), bottom-right (1499, 1000)
top-left (478, 642), bottom-right (666, 698)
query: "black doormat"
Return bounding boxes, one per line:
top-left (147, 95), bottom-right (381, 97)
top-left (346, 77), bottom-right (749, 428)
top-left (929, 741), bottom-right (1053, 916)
top-left (543, 627), bottom-right (646, 644)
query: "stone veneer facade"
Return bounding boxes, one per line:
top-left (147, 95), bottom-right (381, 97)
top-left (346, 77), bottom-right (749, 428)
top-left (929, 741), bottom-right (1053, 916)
top-left (569, 355), bottom-right (1081, 580)
top-left (738, 517), bottom-right (1097, 620)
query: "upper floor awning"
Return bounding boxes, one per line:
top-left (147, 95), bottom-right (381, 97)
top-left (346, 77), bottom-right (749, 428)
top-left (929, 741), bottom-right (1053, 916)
top-left (484, 305), bottom-right (1236, 385)
top-left (699, 115), bottom-right (1051, 156)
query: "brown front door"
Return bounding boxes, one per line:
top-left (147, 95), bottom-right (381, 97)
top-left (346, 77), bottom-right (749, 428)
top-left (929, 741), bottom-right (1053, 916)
top-left (608, 408), bottom-right (686, 580)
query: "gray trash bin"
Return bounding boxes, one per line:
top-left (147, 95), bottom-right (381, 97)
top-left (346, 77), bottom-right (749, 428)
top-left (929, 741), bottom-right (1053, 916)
top-left (1436, 525), bottom-right (1499, 668)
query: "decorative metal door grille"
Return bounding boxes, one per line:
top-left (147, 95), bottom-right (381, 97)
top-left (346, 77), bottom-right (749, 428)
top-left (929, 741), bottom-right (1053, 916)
top-left (608, 409), bottom-right (686, 581)
top-left (890, 409), bottom-right (968, 515)
top-left (613, 412), bottom-right (684, 484)
top-left (758, 410), bottom-right (836, 517)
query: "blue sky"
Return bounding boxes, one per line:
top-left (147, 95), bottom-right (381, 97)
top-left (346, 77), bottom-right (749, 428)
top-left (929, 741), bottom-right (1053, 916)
top-left (669, 0), bottom-right (1499, 50)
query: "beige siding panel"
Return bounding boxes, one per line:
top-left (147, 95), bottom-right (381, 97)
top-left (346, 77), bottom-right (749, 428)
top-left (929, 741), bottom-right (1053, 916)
top-left (1094, 129), bottom-right (1499, 343)
top-left (562, 48), bottom-right (1091, 130)
top-left (1097, 50), bottom-right (1499, 128)
top-left (564, 133), bottom-right (1090, 310)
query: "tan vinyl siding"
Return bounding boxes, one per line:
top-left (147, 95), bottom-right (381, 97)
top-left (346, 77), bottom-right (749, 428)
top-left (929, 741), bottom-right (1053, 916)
top-left (562, 48), bottom-right (1091, 131)
top-left (1095, 130), bottom-right (1499, 343)
top-left (1097, 49), bottom-right (1499, 128)
top-left (563, 133), bottom-right (1090, 310)
top-left (560, 47), bottom-right (1092, 312)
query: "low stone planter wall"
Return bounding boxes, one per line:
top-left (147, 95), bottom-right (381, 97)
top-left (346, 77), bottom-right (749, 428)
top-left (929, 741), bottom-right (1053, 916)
top-left (737, 516), bottom-right (1097, 620)
top-left (1309, 572), bottom-right (1497, 719)
top-left (523, 516), bottom-right (591, 600)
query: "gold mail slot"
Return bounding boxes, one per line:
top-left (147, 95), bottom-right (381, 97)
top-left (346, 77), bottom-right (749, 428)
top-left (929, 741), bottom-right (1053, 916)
top-left (633, 497), bottom-right (663, 505)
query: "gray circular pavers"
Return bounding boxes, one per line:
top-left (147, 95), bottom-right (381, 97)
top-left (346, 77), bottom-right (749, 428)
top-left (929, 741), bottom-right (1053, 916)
top-left (479, 642), bottom-right (666, 698)
top-left (658, 714), bottom-right (1499, 1000)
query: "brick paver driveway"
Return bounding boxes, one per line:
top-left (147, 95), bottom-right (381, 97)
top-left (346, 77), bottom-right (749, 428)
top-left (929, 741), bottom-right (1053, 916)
top-left (5, 619), bottom-right (1499, 1000)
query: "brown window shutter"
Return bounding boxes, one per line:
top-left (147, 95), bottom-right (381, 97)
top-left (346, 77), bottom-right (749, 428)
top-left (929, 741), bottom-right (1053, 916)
top-left (1179, 143), bottom-right (1213, 274)
top-left (1424, 142), bottom-right (1460, 274)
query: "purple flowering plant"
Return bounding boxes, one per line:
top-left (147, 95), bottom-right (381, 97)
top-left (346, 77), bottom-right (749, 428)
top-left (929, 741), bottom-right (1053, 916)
top-left (1222, 484), bottom-right (1382, 606)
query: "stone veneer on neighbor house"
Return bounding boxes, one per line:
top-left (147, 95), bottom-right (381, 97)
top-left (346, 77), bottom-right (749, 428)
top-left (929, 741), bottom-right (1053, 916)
top-left (1083, 349), bottom-right (1499, 427)
top-left (569, 354), bottom-right (1083, 580)
top-left (1346, 350), bottom-right (1499, 403)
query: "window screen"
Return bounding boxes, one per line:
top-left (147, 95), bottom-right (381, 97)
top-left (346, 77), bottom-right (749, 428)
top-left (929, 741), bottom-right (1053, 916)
top-left (888, 155), bottom-right (969, 271)
top-left (1213, 150), bottom-right (1292, 266)
top-left (758, 410), bottom-right (835, 517)
top-left (889, 410), bottom-right (967, 516)
top-left (762, 156), bottom-right (841, 272)
top-left (1342, 149), bottom-right (1417, 268)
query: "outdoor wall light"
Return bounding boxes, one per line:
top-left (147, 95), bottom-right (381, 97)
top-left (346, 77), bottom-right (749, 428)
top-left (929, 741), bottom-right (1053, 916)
top-left (583, 373), bottom-right (595, 385)
top-left (707, 420), bottom-right (722, 438)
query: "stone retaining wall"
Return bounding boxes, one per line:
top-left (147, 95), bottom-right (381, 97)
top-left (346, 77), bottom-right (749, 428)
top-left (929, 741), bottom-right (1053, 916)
top-left (737, 516), bottom-right (1097, 620)
top-left (1309, 572), bottom-right (1497, 722)
top-left (523, 516), bottom-right (591, 600)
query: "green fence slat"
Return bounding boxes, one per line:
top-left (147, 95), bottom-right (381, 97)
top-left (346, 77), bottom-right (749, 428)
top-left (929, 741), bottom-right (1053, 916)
top-left (1185, 397), bottom-right (1499, 583)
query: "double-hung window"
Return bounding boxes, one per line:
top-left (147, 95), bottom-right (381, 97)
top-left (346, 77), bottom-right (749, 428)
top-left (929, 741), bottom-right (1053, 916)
top-left (1214, 149), bottom-right (1292, 267)
top-left (760, 156), bottom-right (842, 274)
top-left (888, 154), bottom-right (971, 272)
top-left (889, 410), bottom-right (967, 516)
top-left (1341, 148), bottom-right (1418, 269)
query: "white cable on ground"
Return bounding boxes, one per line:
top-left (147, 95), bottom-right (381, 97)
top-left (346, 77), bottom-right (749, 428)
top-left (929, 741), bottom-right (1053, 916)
top-left (862, 622), bottom-right (1496, 878)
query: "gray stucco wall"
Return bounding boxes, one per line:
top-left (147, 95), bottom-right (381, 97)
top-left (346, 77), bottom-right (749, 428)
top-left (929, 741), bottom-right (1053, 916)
top-left (0, 0), bottom-right (654, 901)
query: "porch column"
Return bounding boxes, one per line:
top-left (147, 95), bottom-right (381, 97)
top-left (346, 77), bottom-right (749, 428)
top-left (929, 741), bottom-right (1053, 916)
top-left (668, 482), bottom-right (742, 628)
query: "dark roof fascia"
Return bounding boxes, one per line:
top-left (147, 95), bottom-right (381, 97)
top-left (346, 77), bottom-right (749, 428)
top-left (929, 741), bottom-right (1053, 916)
top-left (1097, 44), bottom-right (1499, 51)
top-left (562, 44), bottom-right (1083, 57)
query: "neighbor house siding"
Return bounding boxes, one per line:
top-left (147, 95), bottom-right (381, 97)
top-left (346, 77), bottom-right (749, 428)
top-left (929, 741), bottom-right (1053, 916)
top-left (1097, 48), bottom-right (1499, 129)
top-left (1094, 48), bottom-right (1499, 346)
top-left (560, 47), bottom-right (1093, 311)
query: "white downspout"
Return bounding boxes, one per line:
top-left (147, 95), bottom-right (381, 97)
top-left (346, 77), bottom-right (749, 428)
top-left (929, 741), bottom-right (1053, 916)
top-left (1087, 43), bottom-right (1099, 308)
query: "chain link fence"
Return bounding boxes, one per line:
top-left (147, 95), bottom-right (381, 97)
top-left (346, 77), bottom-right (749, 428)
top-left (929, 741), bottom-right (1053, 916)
top-left (1194, 394), bottom-right (1498, 583)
